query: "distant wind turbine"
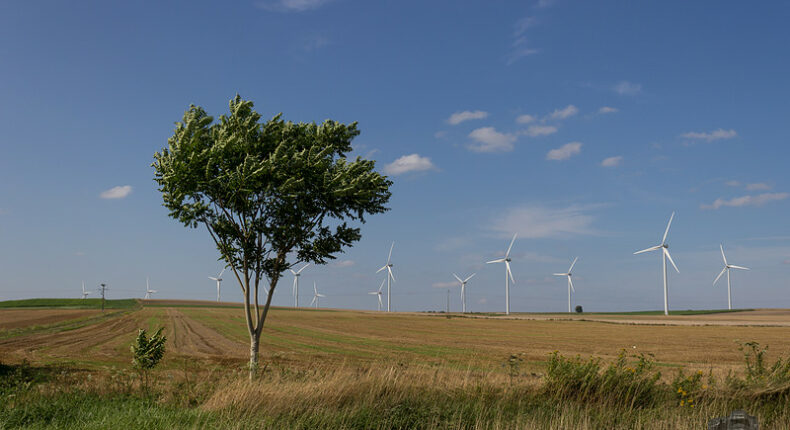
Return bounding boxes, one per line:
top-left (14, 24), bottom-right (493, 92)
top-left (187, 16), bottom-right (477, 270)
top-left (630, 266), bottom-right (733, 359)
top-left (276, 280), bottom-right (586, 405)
top-left (714, 244), bottom-right (750, 310)
top-left (144, 277), bottom-right (157, 300)
top-left (310, 282), bottom-right (325, 309)
top-left (376, 242), bottom-right (396, 312)
top-left (634, 212), bottom-right (679, 316)
top-left (452, 273), bottom-right (476, 313)
top-left (369, 279), bottom-right (385, 311)
top-left (553, 257), bottom-right (578, 313)
top-left (81, 281), bottom-right (90, 299)
top-left (208, 268), bottom-right (225, 302)
top-left (487, 233), bottom-right (517, 315)
top-left (290, 263), bottom-right (310, 308)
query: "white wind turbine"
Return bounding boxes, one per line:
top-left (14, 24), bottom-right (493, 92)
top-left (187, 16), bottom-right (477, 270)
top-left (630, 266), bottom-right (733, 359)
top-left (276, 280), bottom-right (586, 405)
top-left (553, 257), bottom-right (578, 313)
top-left (144, 277), bottom-right (157, 300)
top-left (310, 281), bottom-right (325, 309)
top-left (368, 279), bottom-right (385, 311)
top-left (634, 212), bottom-right (679, 316)
top-left (81, 281), bottom-right (90, 299)
top-left (290, 263), bottom-right (310, 308)
top-left (376, 242), bottom-right (396, 312)
top-left (486, 233), bottom-right (517, 315)
top-left (208, 268), bottom-right (225, 302)
top-left (452, 273), bottom-right (476, 313)
top-left (714, 244), bottom-right (750, 310)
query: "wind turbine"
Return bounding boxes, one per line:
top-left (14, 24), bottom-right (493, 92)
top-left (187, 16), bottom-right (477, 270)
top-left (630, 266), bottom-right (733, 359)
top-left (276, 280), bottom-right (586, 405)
top-left (310, 282), bottom-right (325, 309)
top-left (81, 281), bottom-right (90, 299)
top-left (208, 268), bottom-right (225, 302)
top-left (290, 263), bottom-right (310, 308)
top-left (553, 257), bottom-right (578, 313)
top-left (369, 279), bottom-right (385, 311)
top-left (452, 273), bottom-right (476, 313)
top-left (714, 244), bottom-right (750, 310)
top-left (634, 212), bottom-right (679, 316)
top-left (376, 242), bottom-right (396, 312)
top-left (144, 277), bottom-right (157, 300)
top-left (486, 233), bottom-right (517, 315)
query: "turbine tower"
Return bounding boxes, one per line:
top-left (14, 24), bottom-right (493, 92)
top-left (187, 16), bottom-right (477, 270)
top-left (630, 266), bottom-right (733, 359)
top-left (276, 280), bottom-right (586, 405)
top-left (714, 244), bottom-right (750, 310)
top-left (208, 268), bottom-right (225, 302)
top-left (452, 273), bottom-right (476, 313)
top-left (369, 279), bottom-right (385, 311)
top-left (553, 257), bottom-right (578, 313)
top-left (634, 212), bottom-right (679, 316)
top-left (290, 263), bottom-right (310, 308)
top-left (376, 242), bottom-right (396, 312)
top-left (144, 277), bottom-right (157, 300)
top-left (486, 233), bottom-right (517, 315)
top-left (310, 282), bottom-right (325, 309)
top-left (81, 281), bottom-right (90, 299)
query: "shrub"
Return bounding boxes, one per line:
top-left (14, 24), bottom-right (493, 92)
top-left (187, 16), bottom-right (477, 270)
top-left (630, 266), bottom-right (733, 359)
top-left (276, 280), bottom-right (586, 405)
top-left (130, 327), bottom-right (167, 391)
top-left (575, 305), bottom-right (583, 313)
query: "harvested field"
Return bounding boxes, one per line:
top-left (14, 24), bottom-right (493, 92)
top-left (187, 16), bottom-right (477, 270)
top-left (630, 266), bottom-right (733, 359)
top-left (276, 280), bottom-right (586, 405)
top-left (0, 309), bottom-right (101, 330)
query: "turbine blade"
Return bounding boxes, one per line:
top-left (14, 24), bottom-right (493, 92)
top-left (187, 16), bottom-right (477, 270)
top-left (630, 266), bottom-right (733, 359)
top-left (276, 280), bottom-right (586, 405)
top-left (453, 273), bottom-right (463, 283)
top-left (634, 245), bottom-right (662, 255)
top-left (729, 265), bottom-right (750, 270)
top-left (720, 244), bottom-right (728, 266)
top-left (310, 296), bottom-right (316, 306)
top-left (378, 295), bottom-right (383, 306)
top-left (379, 279), bottom-right (385, 292)
top-left (553, 273), bottom-right (566, 277)
top-left (387, 266), bottom-right (396, 282)
top-left (662, 211), bottom-right (675, 244)
top-left (463, 273), bottom-right (476, 283)
top-left (218, 268), bottom-right (225, 278)
top-left (314, 282), bottom-right (317, 295)
top-left (569, 277), bottom-right (575, 293)
top-left (568, 257), bottom-right (578, 273)
top-left (486, 258), bottom-right (506, 264)
top-left (506, 261), bottom-right (515, 283)
top-left (664, 248), bottom-right (679, 273)
top-left (713, 267), bottom-right (727, 285)
top-left (376, 265), bottom-right (387, 273)
top-left (505, 233), bottom-right (517, 258)
top-left (387, 242), bottom-right (394, 263)
top-left (369, 291), bottom-right (378, 295)
top-left (290, 269), bottom-right (297, 275)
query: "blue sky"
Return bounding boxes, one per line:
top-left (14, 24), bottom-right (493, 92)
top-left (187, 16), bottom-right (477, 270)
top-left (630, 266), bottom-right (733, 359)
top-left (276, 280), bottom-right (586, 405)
top-left (1, 0), bottom-right (789, 312)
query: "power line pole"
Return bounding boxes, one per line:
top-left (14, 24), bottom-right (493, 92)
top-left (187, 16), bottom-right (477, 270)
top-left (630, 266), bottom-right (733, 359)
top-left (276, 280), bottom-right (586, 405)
top-left (98, 283), bottom-right (107, 312)
top-left (446, 289), bottom-right (450, 314)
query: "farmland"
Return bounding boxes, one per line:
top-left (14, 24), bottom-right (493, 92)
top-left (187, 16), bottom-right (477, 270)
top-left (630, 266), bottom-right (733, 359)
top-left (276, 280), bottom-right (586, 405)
top-left (2, 301), bottom-right (790, 428)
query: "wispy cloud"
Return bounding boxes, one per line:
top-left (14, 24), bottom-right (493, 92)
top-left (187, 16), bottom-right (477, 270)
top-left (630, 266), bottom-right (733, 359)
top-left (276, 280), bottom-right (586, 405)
top-left (598, 106), bottom-right (618, 114)
top-left (515, 114), bottom-right (536, 124)
top-left (546, 142), bottom-right (582, 161)
top-left (383, 154), bottom-right (437, 176)
top-left (432, 281), bottom-right (458, 289)
top-left (303, 35), bottom-right (330, 52)
top-left (701, 192), bottom-right (789, 210)
top-left (334, 260), bottom-right (355, 268)
top-left (680, 128), bottom-right (737, 142)
top-left (491, 204), bottom-right (598, 239)
top-left (612, 81), bottom-right (642, 96)
top-left (547, 105), bottom-right (578, 121)
top-left (467, 127), bottom-right (516, 153)
top-left (257, 0), bottom-right (332, 12)
top-left (746, 183), bottom-right (771, 191)
top-left (100, 185), bottom-right (132, 199)
top-left (725, 180), bottom-right (741, 187)
top-left (601, 156), bottom-right (623, 167)
top-left (521, 125), bottom-right (558, 137)
top-left (447, 110), bottom-right (488, 125)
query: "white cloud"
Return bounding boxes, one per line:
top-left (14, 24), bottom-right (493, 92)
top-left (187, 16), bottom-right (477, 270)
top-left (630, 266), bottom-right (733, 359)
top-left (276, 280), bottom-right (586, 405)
top-left (334, 260), bottom-right (355, 268)
top-left (601, 156), bottom-right (623, 167)
top-left (521, 125), bottom-right (558, 137)
top-left (100, 185), bottom-right (133, 199)
top-left (598, 106), bottom-right (618, 114)
top-left (383, 154), bottom-right (436, 176)
top-left (257, 0), bottom-right (332, 12)
top-left (303, 35), bottom-right (330, 52)
top-left (432, 281), bottom-right (458, 289)
top-left (491, 205), bottom-right (597, 239)
top-left (467, 127), bottom-right (516, 153)
top-left (434, 131), bottom-right (447, 139)
top-left (612, 81), bottom-right (642, 95)
top-left (547, 105), bottom-right (579, 121)
top-left (725, 180), bottom-right (741, 187)
top-left (680, 128), bottom-right (737, 142)
top-left (701, 193), bottom-right (789, 210)
top-left (515, 114), bottom-right (536, 124)
top-left (546, 142), bottom-right (582, 161)
top-left (536, 0), bottom-right (555, 8)
top-left (447, 110), bottom-right (488, 125)
top-left (784, 259), bottom-right (790, 265)
top-left (746, 183), bottom-right (771, 191)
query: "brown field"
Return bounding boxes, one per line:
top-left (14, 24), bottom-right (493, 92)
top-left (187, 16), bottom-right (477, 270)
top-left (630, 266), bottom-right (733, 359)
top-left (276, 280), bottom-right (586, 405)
top-left (2, 303), bottom-right (790, 377)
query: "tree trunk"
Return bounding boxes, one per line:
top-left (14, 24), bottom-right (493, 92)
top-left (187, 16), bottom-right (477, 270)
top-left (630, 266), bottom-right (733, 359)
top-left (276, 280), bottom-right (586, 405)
top-left (249, 335), bottom-right (260, 381)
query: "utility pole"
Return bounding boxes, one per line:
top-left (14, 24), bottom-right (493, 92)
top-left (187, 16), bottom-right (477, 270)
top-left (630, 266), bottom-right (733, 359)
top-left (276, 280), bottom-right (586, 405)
top-left (446, 289), bottom-right (450, 314)
top-left (98, 283), bottom-right (107, 312)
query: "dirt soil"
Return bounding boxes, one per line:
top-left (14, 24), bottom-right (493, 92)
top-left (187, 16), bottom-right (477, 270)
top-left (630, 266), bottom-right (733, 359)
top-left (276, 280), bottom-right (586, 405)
top-left (0, 309), bottom-right (102, 330)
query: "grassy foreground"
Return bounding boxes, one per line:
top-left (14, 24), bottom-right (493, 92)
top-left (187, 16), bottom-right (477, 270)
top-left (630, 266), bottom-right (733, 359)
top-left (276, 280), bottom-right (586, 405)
top-left (2, 343), bottom-right (790, 429)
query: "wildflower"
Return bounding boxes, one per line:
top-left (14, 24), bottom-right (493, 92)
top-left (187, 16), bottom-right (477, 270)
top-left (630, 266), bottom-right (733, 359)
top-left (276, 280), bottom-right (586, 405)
top-left (680, 400), bottom-right (685, 406)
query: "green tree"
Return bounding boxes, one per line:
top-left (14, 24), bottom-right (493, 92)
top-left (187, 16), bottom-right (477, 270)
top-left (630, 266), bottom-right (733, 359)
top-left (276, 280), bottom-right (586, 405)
top-left (130, 327), bottom-right (167, 390)
top-left (152, 96), bottom-right (392, 379)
